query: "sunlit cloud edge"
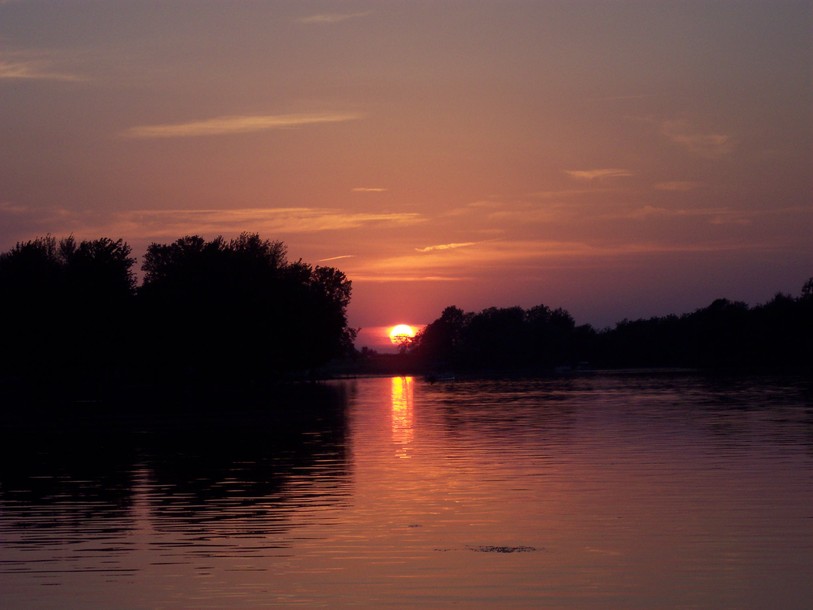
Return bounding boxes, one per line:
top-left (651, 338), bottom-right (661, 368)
top-left (120, 112), bottom-right (363, 139)
top-left (342, 237), bottom-right (786, 282)
top-left (565, 168), bottom-right (635, 181)
top-left (654, 181), bottom-right (704, 192)
top-left (660, 119), bottom-right (734, 158)
top-left (349, 274), bottom-right (472, 283)
top-left (415, 241), bottom-right (479, 253)
top-left (0, 58), bottom-right (86, 82)
top-left (297, 11), bottom-right (372, 24)
top-left (318, 254), bottom-right (356, 262)
top-left (0, 205), bottom-right (426, 247)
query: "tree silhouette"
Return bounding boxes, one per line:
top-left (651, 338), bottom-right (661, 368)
top-left (2, 233), bottom-right (809, 388)
top-left (0, 235), bottom-right (136, 388)
top-left (412, 277), bottom-right (813, 372)
top-left (137, 233), bottom-right (355, 383)
top-left (802, 278), bottom-right (813, 301)
top-left (0, 232), bottom-right (356, 396)
top-left (413, 306), bottom-right (470, 364)
top-left (413, 304), bottom-right (586, 371)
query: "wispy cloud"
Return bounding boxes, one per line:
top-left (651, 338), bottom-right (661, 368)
top-left (415, 241), bottom-right (478, 253)
top-left (660, 119), bottom-right (733, 158)
top-left (347, 240), bottom-right (603, 282)
top-left (565, 168), bottom-right (635, 181)
top-left (297, 11), bottom-right (371, 24)
top-left (112, 208), bottom-right (423, 236)
top-left (343, 232), bottom-right (789, 284)
top-left (346, 274), bottom-right (471, 283)
top-left (594, 94), bottom-right (657, 102)
top-left (318, 254), bottom-right (355, 262)
top-left (0, 201), bottom-right (29, 214)
top-left (0, 58), bottom-right (85, 82)
top-left (447, 199), bottom-right (575, 225)
top-left (530, 188), bottom-right (616, 199)
top-left (120, 112), bottom-right (362, 139)
top-left (654, 181), bottom-right (703, 192)
top-left (352, 187), bottom-right (388, 193)
top-left (0, 206), bottom-right (424, 246)
top-left (623, 205), bottom-right (755, 225)
top-left (451, 199), bottom-right (504, 212)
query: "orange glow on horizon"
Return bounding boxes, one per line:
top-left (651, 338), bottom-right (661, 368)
top-left (1, 2), bottom-right (808, 336)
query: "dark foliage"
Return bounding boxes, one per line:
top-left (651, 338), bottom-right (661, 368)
top-left (138, 233), bottom-right (355, 383)
top-left (2, 232), bottom-right (808, 386)
top-left (592, 289), bottom-right (812, 370)
top-left (0, 235), bottom-right (136, 388)
top-left (412, 302), bottom-right (590, 372)
top-left (412, 279), bottom-right (813, 372)
top-left (0, 233), bottom-right (355, 396)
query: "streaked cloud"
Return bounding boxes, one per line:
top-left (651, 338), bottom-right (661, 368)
top-left (594, 94), bottom-right (657, 101)
top-left (348, 274), bottom-right (472, 283)
top-left (346, 237), bottom-right (767, 284)
top-left (654, 181), bottom-right (703, 192)
top-left (530, 188), bottom-right (616, 199)
top-left (0, 58), bottom-right (85, 82)
top-left (415, 241), bottom-right (478, 253)
top-left (448, 199), bottom-right (574, 225)
top-left (622, 205), bottom-right (756, 225)
top-left (660, 119), bottom-right (733, 158)
top-left (450, 199), bottom-right (505, 213)
top-left (352, 187), bottom-right (388, 192)
top-left (113, 208), bottom-right (423, 236)
top-left (0, 201), bottom-right (29, 214)
top-left (120, 112), bottom-right (362, 139)
top-left (318, 254), bottom-right (355, 262)
top-left (0, 206), bottom-right (424, 245)
top-left (297, 12), bottom-right (371, 24)
top-left (565, 168), bottom-right (635, 181)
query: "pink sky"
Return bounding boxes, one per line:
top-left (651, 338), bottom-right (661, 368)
top-left (1, 1), bottom-right (810, 350)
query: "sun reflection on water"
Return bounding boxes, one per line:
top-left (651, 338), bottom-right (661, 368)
top-left (390, 376), bottom-right (414, 458)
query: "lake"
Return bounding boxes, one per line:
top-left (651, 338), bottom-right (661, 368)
top-left (1, 373), bottom-right (811, 608)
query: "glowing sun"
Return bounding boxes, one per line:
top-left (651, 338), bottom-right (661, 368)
top-left (388, 324), bottom-right (417, 346)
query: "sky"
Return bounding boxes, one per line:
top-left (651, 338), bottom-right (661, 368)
top-left (1, 0), bottom-right (811, 351)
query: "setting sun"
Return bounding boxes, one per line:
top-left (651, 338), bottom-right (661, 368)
top-left (388, 324), bottom-right (416, 346)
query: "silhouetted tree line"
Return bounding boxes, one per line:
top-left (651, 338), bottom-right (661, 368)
top-left (0, 234), bottom-right (355, 395)
top-left (412, 279), bottom-right (813, 372)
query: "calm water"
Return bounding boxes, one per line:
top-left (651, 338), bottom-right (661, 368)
top-left (1, 373), bottom-right (811, 608)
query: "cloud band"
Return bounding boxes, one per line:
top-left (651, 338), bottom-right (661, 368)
top-left (120, 112), bottom-right (362, 139)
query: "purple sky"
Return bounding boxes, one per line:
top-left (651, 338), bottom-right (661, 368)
top-left (1, 1), bottom-right (810, 350)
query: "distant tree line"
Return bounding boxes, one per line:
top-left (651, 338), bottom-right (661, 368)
top-left (411, 279), bottom-right (813, 372)
top-left (0, 234), bottom-right (355, 395)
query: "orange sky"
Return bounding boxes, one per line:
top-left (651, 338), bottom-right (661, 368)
top-left (1, 1), bottom-right (810, 350)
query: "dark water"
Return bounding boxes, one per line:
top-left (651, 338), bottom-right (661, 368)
top-left (1, 373), bottom-right (811, 608)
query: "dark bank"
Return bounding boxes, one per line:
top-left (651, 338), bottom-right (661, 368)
top-left (2, 234), bottom-right (811, 402)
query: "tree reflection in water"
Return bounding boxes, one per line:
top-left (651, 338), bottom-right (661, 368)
top-left (0, 384), bottom-right (351, 553)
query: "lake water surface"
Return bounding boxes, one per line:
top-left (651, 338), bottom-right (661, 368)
top-left (1, 373), bottom-right (811, 608)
